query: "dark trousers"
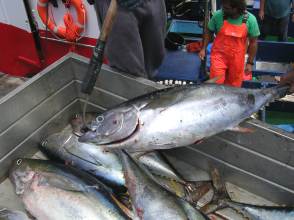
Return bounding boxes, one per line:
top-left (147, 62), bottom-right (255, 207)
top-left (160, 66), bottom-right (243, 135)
top-left (95, 0), bottom-right (166, 78)
top-left (260, 14), bottom-right (290, 42)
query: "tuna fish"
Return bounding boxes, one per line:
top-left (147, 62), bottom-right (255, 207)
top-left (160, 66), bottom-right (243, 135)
top-left (9, 159), bottom-right (130, 220)
top-left (132, 151), bottom-right (185, 184)
top-left (120, 150), bottom-right (209, 220)
top-left (79, 84), bottom-right (289, 152)
top-left (0, 208), bottom-right (30, 220)
top-left (217, 200), bottom-right (294, 220)
top-left (41, 130), bottom-right (126, 192)
top-left (41, 130), bottom-right (209, 202)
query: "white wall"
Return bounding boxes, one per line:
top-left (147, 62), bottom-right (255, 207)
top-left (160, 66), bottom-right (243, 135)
top-left (0, 0), bottom-right (31, 31)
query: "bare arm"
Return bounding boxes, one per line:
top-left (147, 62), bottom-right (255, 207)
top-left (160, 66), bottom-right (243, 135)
top-left (247, 37), bottom-right (258, 63)
top-left (245, 37), bottom-right (258, 74)
top-left (199, 29), bottom-right (213, 60)
top-left (259, 0), bottom-right (265, 20)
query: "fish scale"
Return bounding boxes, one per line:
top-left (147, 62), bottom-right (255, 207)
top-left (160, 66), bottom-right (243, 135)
top-left (79, 84), bottom-right (289, 152)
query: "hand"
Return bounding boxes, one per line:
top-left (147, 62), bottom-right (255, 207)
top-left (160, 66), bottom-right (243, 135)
top-left (117, 0), bottom-right (143, 10)
top-left (280, 71), bottom-right (294, 93)
top-left (245, 63), bottom-right (253, 75)
top-left (198, 48), bottom-right (206, 60)
top-left (259, 9), bottom-right (265, 20)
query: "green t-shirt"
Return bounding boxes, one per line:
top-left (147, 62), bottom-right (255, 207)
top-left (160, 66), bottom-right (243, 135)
top-left (208, 10), bottom-right (260, 38)
top-left (265, 0), bottom-right (293, 19)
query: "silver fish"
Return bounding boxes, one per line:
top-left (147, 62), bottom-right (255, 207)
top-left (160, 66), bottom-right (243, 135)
top-left (41, 130), bottom-right (126, 192)
top-left (79, 84), bottom-right (288, 152)
top-left (134, 151), bottom-right (185, 184)
top-left (9, 159), bottom-right (129, 220)
top-left (0, 208), bottom-right (30, 220)
top-left (41, 131), bottom-right (206, 202)
top-left (220, 200), bottom-right (294, 220)
top-left (120, 150), bottom-right (208, 220)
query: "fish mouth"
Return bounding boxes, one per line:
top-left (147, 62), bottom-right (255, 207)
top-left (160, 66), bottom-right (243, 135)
top-left (9, 159), bottom-right (36, 195)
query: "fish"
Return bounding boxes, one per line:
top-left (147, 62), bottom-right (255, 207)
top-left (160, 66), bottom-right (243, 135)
top-left (120, 150), bottom-right (209, 220)
top-left (79, 84), bottom-right (289, 152)
top-left (0, 208), bottom-right (30, 220)
top-left (133, 151), bottom-right (185, 184)
top-left (69, 113), bottom-right (186, 184)
top-left (9, 158), bottom-right (130, 220)
top-left (217, 200), bottom-right (294, 220)
top-left (202, 168), bottom-right (294, 220)
top-left (134, 152), bottom-right (212, 203)
top-left (41, 130), bottom-right (209, 203)
top-left (41, 130), bottom-right (126, 192)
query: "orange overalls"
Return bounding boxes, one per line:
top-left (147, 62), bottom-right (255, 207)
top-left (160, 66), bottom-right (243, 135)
top-left (210, 13), bottom-right (251, 87)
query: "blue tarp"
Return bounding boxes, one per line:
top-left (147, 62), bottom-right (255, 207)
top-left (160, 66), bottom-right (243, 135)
top-left (169, 20), bottom-right (203, 35)
top-left (274, 124), bottom-right (294, 133)
top-left (155, 50), bottom-right (202, 81)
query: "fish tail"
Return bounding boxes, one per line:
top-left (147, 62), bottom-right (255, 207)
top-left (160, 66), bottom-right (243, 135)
top-left (262, 85), bottom-right (290, 99)
top-left (273, 85), bottom-right (290, 98)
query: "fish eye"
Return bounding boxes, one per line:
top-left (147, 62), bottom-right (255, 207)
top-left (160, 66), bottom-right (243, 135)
top-left (96, 116), bottom-right (104, 123)
top-left (16, 159), bottom-right (22, 166)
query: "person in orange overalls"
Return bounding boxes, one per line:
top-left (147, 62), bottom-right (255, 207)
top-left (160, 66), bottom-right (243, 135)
top-left (199, 0), bottom-right (260, 87)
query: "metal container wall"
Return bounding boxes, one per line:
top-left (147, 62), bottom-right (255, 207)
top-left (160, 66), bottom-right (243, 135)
top-left (0, 54), bottom-right (293, 205)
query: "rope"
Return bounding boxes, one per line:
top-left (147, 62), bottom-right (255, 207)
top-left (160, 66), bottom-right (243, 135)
top-left (64, 12), bottom-right (80, 41)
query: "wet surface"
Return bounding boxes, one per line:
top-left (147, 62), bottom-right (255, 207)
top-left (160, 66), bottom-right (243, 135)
top-left (0, 73), bottom-right (27, 99)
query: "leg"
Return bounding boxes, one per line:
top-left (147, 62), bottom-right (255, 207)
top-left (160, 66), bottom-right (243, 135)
top-left (277, 15), bottom-right (290, 42)
top-left (95, 0), bottom-right (146, 77)
top-left (226, 54), bottom-right (245, 87)
top-left (136, 0), bottom-right (167, 78)
top-left (210, 52), bottom-right (227, 84)
top-left (259, 15), bottom-right (273, 40)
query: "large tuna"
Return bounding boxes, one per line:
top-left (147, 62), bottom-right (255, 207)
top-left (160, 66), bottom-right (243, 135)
top-left (79, 84), bottom-right (289, 152)
top-left (41, 130), bottom-right (126, 192)
top-left (9, 159), bottom-right (130, 220)
top-left (120, 150), bottom-right (208, 220)
top-left (41, 130), bottom-right (209, 202)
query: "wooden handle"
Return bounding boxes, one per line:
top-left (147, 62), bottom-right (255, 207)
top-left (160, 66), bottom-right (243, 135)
top-left (100, 0), bottom-right (118, 41)
top-left (81, 0), bottom-right (118, 94)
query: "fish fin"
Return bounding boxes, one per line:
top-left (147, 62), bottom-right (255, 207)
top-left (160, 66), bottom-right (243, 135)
top-left (199, 168), bottom-right (232, 215)
top-left (25, 210), bottom-right (35, 219)
top-left (64, 143), bottom-right (104, 167)
top-left (110, 194), bottom-right (134, 219)
top-left (208, 213), bottom-right (229, 220)
top-left (194, 139), bottom-right (204, 145)
top-left (204, 76), bottom-right (221, 84)
top-left (185, 181), bottom-right (213, 204)
top-left (129, 150), bottom-right (155, 160)
top-left (228, 126), bottom-right (254, 133)
top-left (39, 172), bottom-right (85, 192)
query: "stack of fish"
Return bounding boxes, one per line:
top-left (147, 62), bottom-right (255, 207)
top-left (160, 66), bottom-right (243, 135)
top-left (7, 83), bottom-right (294, 220)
